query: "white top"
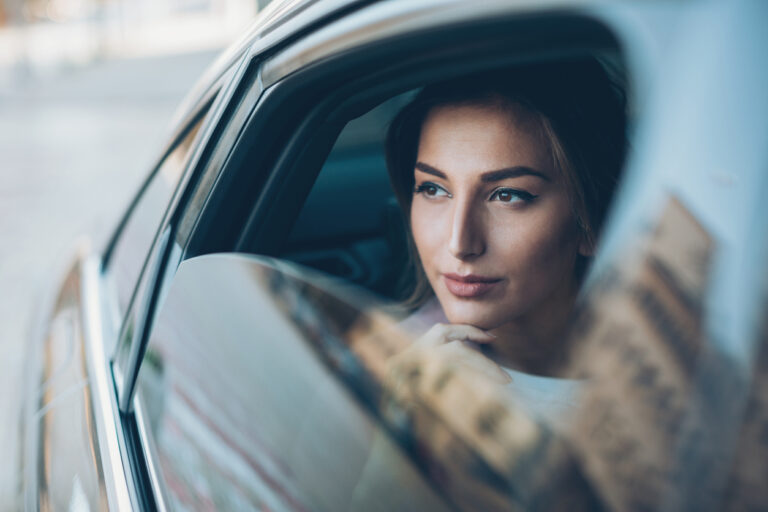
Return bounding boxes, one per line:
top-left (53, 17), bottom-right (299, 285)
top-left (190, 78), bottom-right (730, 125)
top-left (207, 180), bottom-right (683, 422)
top-left (501, 366), bottom-right (583, 429)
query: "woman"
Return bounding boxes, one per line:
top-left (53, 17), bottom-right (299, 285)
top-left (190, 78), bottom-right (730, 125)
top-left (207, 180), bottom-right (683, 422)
top-left (385, 58), bottom-right (627, 422)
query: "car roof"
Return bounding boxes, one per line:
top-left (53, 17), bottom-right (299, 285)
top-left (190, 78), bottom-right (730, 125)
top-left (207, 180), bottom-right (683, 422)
top-left (173, 0), bottom-right (610, 127)
top-left (172, 0), bottom-right (372, 124)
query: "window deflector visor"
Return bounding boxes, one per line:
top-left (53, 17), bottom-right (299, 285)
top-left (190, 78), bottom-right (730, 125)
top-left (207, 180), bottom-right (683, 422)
top-left (112, 53), bottom-right (254, 404)
top-left (118, 226), bottom-right (173, 413)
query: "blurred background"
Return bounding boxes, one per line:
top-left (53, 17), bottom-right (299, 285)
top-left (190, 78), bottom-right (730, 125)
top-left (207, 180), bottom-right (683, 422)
top-left (0, 0), bottom-right (265, 507)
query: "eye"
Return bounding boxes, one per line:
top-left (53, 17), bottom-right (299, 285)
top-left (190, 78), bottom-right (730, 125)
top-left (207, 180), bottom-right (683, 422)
top-left (414, 182), bottom-right (451, 199)
top-left (489, 187), bottom-right (536, 204)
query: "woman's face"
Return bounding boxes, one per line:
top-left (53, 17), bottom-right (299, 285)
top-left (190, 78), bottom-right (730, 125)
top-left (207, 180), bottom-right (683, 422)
top-left (410, 102), bottom-right (587, 332)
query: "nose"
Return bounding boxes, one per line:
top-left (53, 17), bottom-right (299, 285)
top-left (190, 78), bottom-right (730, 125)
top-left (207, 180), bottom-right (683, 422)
top-left (448, 197), bottom-right (485, 260)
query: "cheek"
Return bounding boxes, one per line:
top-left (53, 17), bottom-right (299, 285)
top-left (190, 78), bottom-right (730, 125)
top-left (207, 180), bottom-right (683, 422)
top-left (491, 204), bottom-right (580, 274)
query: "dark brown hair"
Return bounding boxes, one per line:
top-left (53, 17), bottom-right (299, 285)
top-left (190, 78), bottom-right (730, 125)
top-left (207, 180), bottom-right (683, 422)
top-left (385, 58), bottom-right (628, 306)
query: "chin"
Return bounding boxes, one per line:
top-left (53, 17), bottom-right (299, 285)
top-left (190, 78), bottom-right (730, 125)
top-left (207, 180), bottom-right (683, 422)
top-left (442, 300), bottom-right (508, 331)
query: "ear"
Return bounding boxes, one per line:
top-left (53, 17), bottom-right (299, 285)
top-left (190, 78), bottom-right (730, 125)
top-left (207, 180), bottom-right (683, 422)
top-left (578, 234), bottom-right (594, 257)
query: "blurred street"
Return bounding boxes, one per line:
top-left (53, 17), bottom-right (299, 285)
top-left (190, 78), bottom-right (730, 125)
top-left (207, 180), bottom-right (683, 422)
top-left (0, 48), bottom-right (220, 508)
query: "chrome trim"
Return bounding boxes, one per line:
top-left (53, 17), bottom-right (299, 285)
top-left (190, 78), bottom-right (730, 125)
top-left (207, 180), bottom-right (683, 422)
top-left (134, 391), bottom-right (169, 512)
top-left (81, 255), bottom-right (135, 511)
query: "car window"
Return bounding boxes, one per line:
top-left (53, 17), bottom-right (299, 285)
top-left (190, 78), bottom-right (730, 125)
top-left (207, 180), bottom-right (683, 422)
top-left (106, 107), bottom-right (210, 320)
top-left (126, 7), bottom-right (639, 508)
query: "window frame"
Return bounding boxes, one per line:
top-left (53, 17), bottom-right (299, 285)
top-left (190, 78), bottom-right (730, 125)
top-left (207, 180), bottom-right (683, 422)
top-left (236, 8), bottom-right (627, 257)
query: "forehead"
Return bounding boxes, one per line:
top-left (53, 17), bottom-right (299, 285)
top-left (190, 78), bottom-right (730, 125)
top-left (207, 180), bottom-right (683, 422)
top-left (416, 102), bottom-right (554, 179)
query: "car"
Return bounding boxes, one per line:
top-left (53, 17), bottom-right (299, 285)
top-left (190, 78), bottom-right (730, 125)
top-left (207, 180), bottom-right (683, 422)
top-left (21, 0), bottom-right (768, 510)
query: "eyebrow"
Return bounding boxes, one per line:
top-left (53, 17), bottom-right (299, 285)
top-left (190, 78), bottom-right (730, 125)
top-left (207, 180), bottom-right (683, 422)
top-left (415, 162), bottom-right (550, 182)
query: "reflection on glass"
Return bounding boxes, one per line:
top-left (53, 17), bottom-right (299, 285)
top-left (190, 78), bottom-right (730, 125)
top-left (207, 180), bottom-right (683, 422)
top-left (567, 196), bottom-right (766, 511)
top-left (137, 256), bottom-right (452, 511)
top-left (259, 261), bottom-right (602, 512)
top-left (136, 194), bottom-right (767, 511)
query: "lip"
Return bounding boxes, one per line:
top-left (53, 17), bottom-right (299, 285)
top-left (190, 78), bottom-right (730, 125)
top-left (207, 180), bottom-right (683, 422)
top-left (442, 273), bottom-right (502, 298)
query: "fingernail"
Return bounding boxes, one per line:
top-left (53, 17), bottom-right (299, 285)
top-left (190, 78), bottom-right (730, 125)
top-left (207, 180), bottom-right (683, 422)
top-left (483, 330), bottom-right (497, 339)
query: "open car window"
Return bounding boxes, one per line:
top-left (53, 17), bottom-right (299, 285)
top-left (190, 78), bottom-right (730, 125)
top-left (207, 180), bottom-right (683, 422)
top-left (132, 13), bottom-right (631, 510)
top-left (127, 1), bottom-right (768, 510)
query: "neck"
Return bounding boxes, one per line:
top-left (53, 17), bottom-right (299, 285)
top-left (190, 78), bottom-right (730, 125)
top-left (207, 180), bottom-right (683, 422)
top-left (485, 279), bottom-right (578, 376)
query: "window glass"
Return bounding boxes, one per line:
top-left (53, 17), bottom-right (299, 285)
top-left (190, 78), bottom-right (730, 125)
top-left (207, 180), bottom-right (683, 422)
top-left (136, 255), bottom-right (455, 511)
top-left (107, 113), bottom-right (207, 317)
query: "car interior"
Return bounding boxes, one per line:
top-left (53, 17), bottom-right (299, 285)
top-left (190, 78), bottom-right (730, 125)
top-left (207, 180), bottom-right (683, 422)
top-left (276, 53), bottom-right (629, 304)
top-left (281, 92), bottom-right (415, 300)
top-left (182, 14), bottom-right (630, 302)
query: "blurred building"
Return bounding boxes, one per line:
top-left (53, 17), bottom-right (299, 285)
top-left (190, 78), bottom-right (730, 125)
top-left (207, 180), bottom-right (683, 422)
top-left (0, 0), bottom-right (259, 82)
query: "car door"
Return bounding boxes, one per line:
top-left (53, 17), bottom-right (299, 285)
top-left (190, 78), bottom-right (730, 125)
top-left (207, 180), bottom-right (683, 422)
top-left (113, 0), bottom-right (768, 511)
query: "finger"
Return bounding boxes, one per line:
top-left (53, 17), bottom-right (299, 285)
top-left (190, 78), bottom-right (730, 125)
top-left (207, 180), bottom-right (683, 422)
top-left (418, 323), bottom-right (495, 348)
top-left (438, 341), bottom-right (512, 384)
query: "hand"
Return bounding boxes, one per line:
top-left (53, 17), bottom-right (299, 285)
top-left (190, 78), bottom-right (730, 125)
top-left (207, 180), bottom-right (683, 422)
top-left (391, 323), bottom-right (512, 387)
